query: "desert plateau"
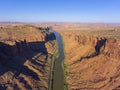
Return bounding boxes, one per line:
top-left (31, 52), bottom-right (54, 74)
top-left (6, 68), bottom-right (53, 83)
top-left (0, 25), bottom-right (57, 90)
top-left (53, 23), bottom-right (120, 90)
top-left (0, 0), bottom-right (120, 90)
top-left (1, 23), bottom-right (120, 90)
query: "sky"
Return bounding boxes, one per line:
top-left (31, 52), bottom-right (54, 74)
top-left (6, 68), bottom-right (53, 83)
top-left (0, 0), bottom-right (120, 23)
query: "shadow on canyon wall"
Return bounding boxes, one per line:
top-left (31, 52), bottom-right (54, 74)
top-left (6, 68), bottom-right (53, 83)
top-left (73, 38), bottom-right (107, 64)
top-left (0, 34), bottom-right (56, 82)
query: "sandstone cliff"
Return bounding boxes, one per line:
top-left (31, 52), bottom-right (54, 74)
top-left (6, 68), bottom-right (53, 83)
top-left (59, 31), bottom-right (120, 90)
top-left (0, 25), bottom-right (57, 90)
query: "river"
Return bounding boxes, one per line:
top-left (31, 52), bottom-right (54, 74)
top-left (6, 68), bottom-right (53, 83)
top-left (52, 31), bottom-right (65, 90)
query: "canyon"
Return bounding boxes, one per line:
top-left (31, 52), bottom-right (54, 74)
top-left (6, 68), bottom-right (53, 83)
top-left (0, 25), bottom-right (57, 90)
top-left (1, 23), bottom-right (120, 90)
top-left (55, 24), bottom-right (120, 90)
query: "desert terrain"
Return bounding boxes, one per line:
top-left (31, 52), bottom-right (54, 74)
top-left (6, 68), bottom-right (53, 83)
top-left (1, 23), bottom-right (120, 90)
top-left (0, 25), bottom-right (57, 90)
top-left (53, 23), bottom-right (120, 90)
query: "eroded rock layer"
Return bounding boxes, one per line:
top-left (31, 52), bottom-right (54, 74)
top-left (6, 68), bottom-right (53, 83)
top-left (0, 25), bottom-right (57, 90)
top-left (59, 31), bottom-right (120, 90)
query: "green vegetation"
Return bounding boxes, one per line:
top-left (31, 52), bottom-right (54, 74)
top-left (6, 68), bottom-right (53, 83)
top-left (48, 40), bottom-right (59, 90)
top-left (60, 34), bottom-right (68, 90)
top-left (62, 61), bottom-right (68, 90)
top-left (0, 25), bottom-right (58, 90)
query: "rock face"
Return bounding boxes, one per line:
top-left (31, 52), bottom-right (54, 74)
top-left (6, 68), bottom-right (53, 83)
top-left (59, 31), bottom-right (120, 90)
top-left (0, 25), bottom-right (57, 90)
top-left (104, 39), bottom-right (120, 59)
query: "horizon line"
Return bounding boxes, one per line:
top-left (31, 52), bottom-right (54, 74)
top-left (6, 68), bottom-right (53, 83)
top-left (0, 21), bottom-right (120, 24)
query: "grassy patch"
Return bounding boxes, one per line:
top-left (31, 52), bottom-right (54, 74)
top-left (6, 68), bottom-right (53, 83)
top-left (48, 39), bottom-right (59, 90)
top-left (60, 34), bottom-right (68, 90)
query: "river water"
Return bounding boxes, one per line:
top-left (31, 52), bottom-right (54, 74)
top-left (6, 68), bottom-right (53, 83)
top-left (52, 31), bottom-right (64, 90)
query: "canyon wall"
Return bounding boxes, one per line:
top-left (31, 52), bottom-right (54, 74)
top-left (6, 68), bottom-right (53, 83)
top-left (59, 31), bottom-right (120, 90)
top-left (0, 25), bottom-right (57, 90)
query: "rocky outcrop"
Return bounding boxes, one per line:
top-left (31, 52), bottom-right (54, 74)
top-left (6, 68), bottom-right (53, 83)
top-left (59, 31), bottom-right (120, 90)
top-left (0, 25), bottom-right (57, 90)
top-left (103, 39), bottom-right (120, 59)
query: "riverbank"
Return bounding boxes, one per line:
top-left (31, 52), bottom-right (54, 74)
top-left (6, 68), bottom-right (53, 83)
top-left (50, 31), bottom-right (65, 90)
top-left (58, 30), bottom-right (120, 90)
top-left (48, 40), bottom-right (58, 90)
top-left (48, 30), bottom-right (68, 90)
top-left (0, 25), bottom-right (57, 90)
top-left (60, 34), bottom-right (68, 90)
